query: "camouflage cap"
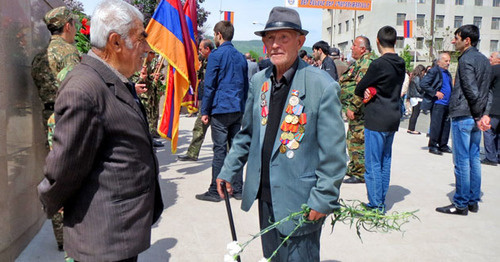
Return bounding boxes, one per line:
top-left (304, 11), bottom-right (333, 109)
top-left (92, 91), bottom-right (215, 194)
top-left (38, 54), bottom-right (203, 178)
top-left (44, 6), bottom-right (78, 29)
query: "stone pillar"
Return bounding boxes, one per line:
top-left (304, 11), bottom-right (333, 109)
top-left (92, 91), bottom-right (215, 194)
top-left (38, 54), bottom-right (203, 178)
top-left (0, 0), bottom-right (64, 261)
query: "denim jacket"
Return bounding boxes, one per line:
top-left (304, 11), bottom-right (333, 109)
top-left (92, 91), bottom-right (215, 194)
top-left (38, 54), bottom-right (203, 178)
top-left (201, 41), bottom-right (249, 115)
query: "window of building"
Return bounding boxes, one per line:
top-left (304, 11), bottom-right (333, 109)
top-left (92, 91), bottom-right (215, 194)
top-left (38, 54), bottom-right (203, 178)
top-left (397, 13), bottom-right (406, 26)
top-left (493, 17), bottom-right (500, 30)
top-left (417, 37), bottom-right (424, 49)
top-left (474, 0), bottom-right (483, 6)
top-left (338, 23), bottom-right (342, 34)
top-left (396, 37), bottom-right (405, 49)
top-left (491, 40), bottom-right (499, 52)
top-left (346, 20), bottom-right (349, 32)
top-left (358, 15), bottom-right (364, 25)
top-left (436, 15), bottom-right (445, 28)
top-left (435, 38), bottom-right (443, 51)
top-left (455, 0), bottom-right (463, 5)
top-left (494, 0), bottom-right (500, 7)
top-left (418, 0), bottom-right (425, 3)
top-left (454, 16), bottom-right (463, 28)
top-left (417, 14), bottom-right (425, 27)
top-left (437, 0), bottom-right (445, 4)
top-left (473, 17), bottom-right (482, 28)
top-left (397, 0), bottom-right (407, 2)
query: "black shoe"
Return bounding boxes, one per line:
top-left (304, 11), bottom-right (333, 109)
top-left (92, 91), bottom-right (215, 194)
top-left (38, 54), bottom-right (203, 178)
top-left (177, 154), bottom-right (198, 161)
top-left (435, 204), bottom-right (468, 215)
top-left (57, 244), bottom-right (64, 252)
top-left (468, 203), bottom-right (479, 213)
top-left (153, 140), bottom-right (164, 147)
top-left (429, 147), bottom-right (443, 155)
top-left (439, 146), bottom-right (452, 153)
top-left (481, 159), bottom-right (498, 166)
top-left (232, 192), bottom-right (243, 200)
top-left (343, 176), bottom-right (365, 184)
top-left (195, 191), bottom-right (222, 202)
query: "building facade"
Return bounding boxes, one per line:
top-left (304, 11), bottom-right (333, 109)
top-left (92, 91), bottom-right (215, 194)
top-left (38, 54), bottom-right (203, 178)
top-left (0, 0), bottom-right (64, 260)
top-left (322, 0), bottom-right (500, 61)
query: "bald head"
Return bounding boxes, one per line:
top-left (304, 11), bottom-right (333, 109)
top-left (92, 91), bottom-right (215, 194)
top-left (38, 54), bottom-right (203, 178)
top-left (437, 52), bottom-right (451, 70)
top-left (490, 52), bottom-right (500, 65)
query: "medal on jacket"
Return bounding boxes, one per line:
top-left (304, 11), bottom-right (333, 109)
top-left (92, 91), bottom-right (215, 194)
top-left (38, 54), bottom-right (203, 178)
top-left (279, 89), bottom-right (306, 158)
top-left (261, 82), bottom-right (269, 125)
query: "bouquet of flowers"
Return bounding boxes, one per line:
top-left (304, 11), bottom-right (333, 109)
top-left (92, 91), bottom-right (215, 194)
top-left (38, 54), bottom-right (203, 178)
top-left (75, 16), bottom-right (91, 54)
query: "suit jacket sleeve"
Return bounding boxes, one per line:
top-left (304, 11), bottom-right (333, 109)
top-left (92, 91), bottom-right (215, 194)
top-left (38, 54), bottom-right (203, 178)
top-left (38, 84), bottom-right (104, 217)
top-left (307, 81), bottom-right (346, 214)
top-left (420, 67), bottom-right (439, 97)
top-left (201, 52), bottom-right (220, 116)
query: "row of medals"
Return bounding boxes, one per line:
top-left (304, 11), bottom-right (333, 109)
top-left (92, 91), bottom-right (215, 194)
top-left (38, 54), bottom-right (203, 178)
top-left (260, 81), bottom-right (307, 159)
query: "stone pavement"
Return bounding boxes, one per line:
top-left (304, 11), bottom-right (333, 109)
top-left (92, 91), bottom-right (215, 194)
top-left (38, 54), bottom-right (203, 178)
top-left (17, 113), bottom-right (500, 262)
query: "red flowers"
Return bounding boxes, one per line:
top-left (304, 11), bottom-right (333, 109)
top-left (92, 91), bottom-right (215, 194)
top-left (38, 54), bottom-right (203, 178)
top-left (80, 17), bottom-right (90, 35)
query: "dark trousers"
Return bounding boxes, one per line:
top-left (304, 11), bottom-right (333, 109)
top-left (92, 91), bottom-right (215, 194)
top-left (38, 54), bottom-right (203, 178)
top-left (75, 256), bottom-right (137, 262)
top-left (258, 200), bottom-right (321, 262)
top-left (428, 104), bottom-right (451, 149)
top-left (484, 115), bottom-right (500, 163)
top-left (408, 102), bottom-right (421, 131)
top-left (209, 112), bottom-right (243, 194)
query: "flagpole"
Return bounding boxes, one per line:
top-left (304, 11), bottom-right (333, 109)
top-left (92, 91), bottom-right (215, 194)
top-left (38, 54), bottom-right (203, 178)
top-left (414, 0), bottom-right (417, 65)
top-left (219, 0), bottom-right (222, 20)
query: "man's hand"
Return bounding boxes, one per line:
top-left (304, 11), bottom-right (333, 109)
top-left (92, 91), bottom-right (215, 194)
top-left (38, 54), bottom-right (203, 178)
top-left (201, 115), bottom-right (210, 125)
top-left (307, 209), bottom-right (326, 221)
top-left (135, 83), bottom-right (148, 94)
top-left (216, 178), bottom-right (233, 199)
top-left (346, 109), bottom-right (355, 120)
top-left (477, 115), bottom-right (491, 131)
top-left (435, 91), bottom-right (444, 100)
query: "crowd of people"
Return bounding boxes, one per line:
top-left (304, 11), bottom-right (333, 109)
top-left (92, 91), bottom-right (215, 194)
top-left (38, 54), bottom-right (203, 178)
top-left (31, 1), bottom-right (498, 261)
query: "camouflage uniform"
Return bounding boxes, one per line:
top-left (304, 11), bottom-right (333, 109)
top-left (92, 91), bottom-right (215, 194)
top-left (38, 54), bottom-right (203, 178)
top-left (31, 6), bottom-right (80, 251)
top-left (186, 57), bottom-right (209, 159)
top-left (339, 52), bottom-right (376, 180)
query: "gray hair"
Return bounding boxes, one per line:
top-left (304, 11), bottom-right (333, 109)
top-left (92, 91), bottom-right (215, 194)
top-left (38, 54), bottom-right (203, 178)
top-left (90, 0), bottom-right (144, 49)
top-left (356, 36), bottom-right (372, 52)
top-left (438, 52), bottom-right (450, 61)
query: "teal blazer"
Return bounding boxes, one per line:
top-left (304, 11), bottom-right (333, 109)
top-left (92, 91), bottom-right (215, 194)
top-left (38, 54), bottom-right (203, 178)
top-left (218, 59), bottom-right (346, 235)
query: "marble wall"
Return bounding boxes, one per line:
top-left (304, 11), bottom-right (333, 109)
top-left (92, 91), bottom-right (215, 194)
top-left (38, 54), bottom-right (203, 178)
top-left (0, 0), bottom-right (64, 260)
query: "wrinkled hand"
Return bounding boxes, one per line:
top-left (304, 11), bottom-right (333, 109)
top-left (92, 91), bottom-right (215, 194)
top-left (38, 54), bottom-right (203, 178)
top-left (135, 83), bottom-right (148, 94)
top-left (435, 91), bottom-right (444, 100)
top-left (152, 72), bottom-right (161, 82)
top-left (201, 115), bottom-right (210, 125)
top-left (307, 209), bottom-right (326, 221)
top-left (346, 109), bottom-right (355, 120)
top-left (216, 178), bottom-right (233, 199)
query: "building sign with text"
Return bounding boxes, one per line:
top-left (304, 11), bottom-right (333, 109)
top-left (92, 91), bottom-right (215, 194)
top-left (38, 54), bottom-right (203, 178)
top-left (286, 0), bottom-right (372, 11)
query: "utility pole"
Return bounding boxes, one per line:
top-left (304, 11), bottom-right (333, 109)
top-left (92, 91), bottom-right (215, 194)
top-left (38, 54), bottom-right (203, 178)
top-left (330, 9), bottom-right (334, 46)
top-left (353, 10), bottom-right (357, 42)
top-left (429, 0), bottom-right (436, 61)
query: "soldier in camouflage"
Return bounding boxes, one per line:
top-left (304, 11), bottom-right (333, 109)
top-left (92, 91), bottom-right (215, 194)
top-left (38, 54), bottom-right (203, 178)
top-left (340, 36), bottom-right (376, 184)
top-left (31, 6), bottom-right (80, 252)
top-left (178, 39), bottom-right (214, 161)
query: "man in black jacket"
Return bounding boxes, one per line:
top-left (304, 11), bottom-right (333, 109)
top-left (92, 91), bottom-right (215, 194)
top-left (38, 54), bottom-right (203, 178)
top-left (354, 26), bottom-right (406, 211)
top-left (436, 25), bottom-right (491, 216)
top-left (420, 52), bottom-right (453, 155)
top-left (313, 40), bottom-right (338, 81)
top-left (480, 52), bottom-right (500, 166)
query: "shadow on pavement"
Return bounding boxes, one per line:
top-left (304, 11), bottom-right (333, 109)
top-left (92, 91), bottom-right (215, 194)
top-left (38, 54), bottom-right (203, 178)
top-left (385, 185), bottom-right (411, 211)
top-left (140, 237), bottom-right (177, 262)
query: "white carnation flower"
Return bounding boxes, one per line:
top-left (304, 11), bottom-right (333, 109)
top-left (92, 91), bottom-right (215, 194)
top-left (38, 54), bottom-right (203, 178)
top-left (258, 258), bottom-right (268, 262)
top-left (226, 241), bottom-right (242, 256)
top-left (224, 254), bottom-right (237, 262)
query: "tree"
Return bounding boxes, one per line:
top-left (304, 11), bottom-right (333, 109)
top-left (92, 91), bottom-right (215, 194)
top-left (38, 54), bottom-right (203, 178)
top-left (399, 45), bottom-right (413, 72)
top-left (63, 0), bottom-right (84, 13)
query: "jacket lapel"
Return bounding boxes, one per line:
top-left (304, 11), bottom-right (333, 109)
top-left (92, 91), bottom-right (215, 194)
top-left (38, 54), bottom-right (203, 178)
top-left (259, 68), bottom-right (273, 150)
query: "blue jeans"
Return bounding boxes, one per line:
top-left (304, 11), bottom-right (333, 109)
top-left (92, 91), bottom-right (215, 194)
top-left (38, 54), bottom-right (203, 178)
top-left (451, 116), bottom-right (481, 209)
top-left (364, 128), bottom-right (395, 210)
top-left (209, 112), bottom-right (243, 194)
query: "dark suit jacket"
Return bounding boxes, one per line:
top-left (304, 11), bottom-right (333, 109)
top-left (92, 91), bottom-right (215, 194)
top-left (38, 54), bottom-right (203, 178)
top-left (38, 54), bottom-right (163, 261)
top-left (420, 66), bottom-right (449, 111)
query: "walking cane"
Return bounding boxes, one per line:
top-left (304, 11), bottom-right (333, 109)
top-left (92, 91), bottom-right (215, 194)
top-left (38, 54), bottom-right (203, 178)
top-left (220, 181), bottom-right (242, 262)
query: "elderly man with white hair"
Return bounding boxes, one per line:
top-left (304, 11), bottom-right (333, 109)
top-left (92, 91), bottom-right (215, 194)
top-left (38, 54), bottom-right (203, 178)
top-left (37, 1), bottom-right (163, 261)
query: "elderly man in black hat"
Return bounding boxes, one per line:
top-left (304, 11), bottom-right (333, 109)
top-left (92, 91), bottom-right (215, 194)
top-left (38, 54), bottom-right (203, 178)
top-left (216, 7), bottom-right (345, 261)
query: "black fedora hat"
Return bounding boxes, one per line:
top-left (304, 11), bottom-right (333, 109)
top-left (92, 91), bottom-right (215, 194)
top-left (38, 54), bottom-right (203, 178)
top-left (254, 7), bottom-right (308, 37)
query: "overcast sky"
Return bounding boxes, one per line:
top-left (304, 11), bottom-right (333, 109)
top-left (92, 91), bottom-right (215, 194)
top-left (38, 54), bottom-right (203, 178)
top-left (81, 0), bottom-right (324, 47)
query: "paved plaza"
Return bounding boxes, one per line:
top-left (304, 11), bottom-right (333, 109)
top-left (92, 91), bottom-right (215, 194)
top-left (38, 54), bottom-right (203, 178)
top-left (17, 113), bottom-right (500, 262)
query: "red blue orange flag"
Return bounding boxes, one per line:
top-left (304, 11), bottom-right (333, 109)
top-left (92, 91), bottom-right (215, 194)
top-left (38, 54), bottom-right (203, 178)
top-left (146, 0), bottom-right (197, 153)
top-left (224, 11), bottom-right (234, 24)
top-left (403, 20), bottom-right (413, 38)
top-left (181, 0), bottom-right (200, 113)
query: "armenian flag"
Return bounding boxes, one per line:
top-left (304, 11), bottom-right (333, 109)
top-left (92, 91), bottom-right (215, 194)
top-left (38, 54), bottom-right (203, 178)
top-left (181, 0), bottom-right (200, 114)
top-left (146, 0), bottom-right (197, 153)
top-left (403, 20), bottom-right (413, 38)
top-left (223, 11), bottom-right (234, 24)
